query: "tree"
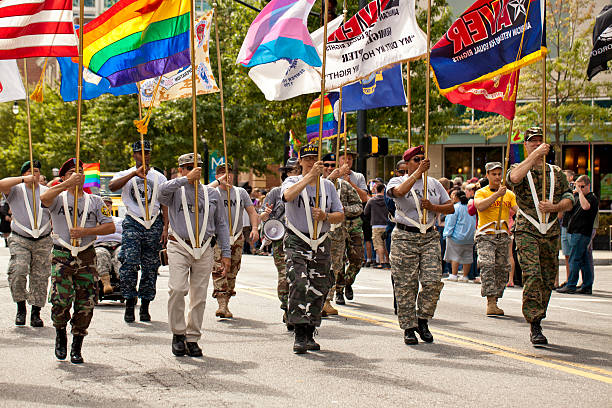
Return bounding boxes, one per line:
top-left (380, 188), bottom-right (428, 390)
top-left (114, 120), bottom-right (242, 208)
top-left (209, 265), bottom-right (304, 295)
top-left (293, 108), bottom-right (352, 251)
top-left (469, 0), bottom-right (612, 163)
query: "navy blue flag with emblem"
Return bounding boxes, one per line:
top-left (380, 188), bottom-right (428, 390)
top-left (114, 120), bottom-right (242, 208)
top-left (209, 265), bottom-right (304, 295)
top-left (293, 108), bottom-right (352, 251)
top-left (341, 64), bottom-right (407, 113)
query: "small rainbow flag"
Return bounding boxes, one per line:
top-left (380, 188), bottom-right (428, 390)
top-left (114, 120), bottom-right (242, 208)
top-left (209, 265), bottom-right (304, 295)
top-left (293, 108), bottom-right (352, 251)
top-left (83, 163), bottom-right (101, 188)
top-left (306, 93), bottom-right (344, 143)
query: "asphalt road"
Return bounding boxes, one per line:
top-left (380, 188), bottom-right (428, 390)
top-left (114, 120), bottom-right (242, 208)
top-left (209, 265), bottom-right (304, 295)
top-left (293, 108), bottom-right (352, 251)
top-left (0, 249), bottom-right (610, 407)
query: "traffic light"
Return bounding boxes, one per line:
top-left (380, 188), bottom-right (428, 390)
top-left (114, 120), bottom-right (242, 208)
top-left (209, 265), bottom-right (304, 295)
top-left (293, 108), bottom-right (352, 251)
top-left (358, 135), bottom-right (388, 157)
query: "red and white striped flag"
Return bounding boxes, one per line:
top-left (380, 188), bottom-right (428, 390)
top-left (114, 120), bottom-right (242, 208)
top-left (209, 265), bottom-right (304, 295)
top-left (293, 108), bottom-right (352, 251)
top-left (0, 0), bottom-right (78, 59)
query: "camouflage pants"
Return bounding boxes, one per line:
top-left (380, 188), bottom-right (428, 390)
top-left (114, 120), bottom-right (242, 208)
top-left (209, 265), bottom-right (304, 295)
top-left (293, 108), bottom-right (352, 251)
top-left (476, 234), bottom-right (511, 298)
top-left (212, 233), bottom-right (244, 298)
top-left (332, 219), bottom-right (364, 295)
top-left (272, 240), bottom-right (288, 310)
top-left (119, 215), bottom-right (163, 301)
top-left (515, 231), bottom-right (559, 323)
top-left (50, 247), bottom-right (97, 336)
top-left (7, 233), bottom-right (52, 307)
top-left (390, 228), bottom-right (444, 330)
top-left (285, 232), bottom-right (333, 327)
top-left (95, 242), bottom-right (121, 278)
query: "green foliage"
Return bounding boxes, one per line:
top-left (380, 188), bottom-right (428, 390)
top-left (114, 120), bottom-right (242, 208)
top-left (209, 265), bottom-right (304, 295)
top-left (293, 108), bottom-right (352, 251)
top-left (468, 0), bottom-right (612, 159)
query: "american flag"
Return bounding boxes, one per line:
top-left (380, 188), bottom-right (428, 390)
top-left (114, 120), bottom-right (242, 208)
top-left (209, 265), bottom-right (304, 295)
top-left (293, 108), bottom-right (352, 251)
top-left (0, 0), bottom-right (78, 59)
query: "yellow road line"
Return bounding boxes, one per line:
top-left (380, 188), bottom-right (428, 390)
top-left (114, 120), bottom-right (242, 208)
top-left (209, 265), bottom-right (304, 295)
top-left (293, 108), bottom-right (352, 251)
top-left (241, 286), bottom-right (612, 384)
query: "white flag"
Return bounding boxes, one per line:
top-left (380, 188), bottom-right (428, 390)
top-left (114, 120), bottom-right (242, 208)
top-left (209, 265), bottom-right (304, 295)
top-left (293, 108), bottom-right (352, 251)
top-left (248, 0), bottom-right (427, 101)
top-left (0, 60), bottom-right (26, 102)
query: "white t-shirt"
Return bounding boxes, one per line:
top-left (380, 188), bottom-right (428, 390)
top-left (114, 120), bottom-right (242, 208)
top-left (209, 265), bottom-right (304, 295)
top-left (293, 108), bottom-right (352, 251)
top-left (4, 184), bottom-right (51, 238)
top-left (111, 167), bottom-right (167, 218)
top-left (386, 176), bottom-right (450, 226)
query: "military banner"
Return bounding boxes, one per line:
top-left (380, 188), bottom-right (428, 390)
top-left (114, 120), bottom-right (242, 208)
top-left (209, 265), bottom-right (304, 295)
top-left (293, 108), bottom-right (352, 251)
top-left (139, 11), bottom-right (218, 107)
top-left (431, 0), bottom-right (546, 95)
top-left (341, 64), bottom-right (406, 112)
top-left (587, 5), bottom-right (612, 80)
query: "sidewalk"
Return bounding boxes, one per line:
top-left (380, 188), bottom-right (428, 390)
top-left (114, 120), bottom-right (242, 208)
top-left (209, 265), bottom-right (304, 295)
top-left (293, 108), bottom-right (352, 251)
top-left (560, 250), bottom-right (612, 266)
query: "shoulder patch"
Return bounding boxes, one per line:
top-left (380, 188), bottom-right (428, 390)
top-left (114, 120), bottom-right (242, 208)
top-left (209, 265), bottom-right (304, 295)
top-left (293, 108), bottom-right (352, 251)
top-left (101, 206), bottom-right (111, 217)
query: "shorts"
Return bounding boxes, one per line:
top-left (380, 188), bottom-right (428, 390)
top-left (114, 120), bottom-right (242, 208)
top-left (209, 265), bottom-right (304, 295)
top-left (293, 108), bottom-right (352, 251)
top-left (372, 227), bottom-right (386, 251)
top-left (443, 238), bottom-right (474, 264)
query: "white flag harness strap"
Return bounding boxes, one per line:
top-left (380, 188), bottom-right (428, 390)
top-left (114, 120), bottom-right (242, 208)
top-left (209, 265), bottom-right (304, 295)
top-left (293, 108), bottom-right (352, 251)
top-left (395, 184), bottom-right (434, 234)
top-left (286, 176), bottom-right (328, 251)
top-left (518, 164), bottom-right (556, 235)
top-left (475, 220), bottom-right (509, 237)
top-left (127, 175), bottom-right (160, 229)
top-left (169, 185), bottom-right (212, 260)
top-left (52, 191), bottom-right (94, 257)
top-left (12, 183), bottom-right (50, 238)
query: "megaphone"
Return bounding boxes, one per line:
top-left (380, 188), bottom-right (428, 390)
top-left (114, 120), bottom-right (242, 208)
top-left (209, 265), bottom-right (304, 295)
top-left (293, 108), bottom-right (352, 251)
top-left (263, 219), bottom-right (285, 242)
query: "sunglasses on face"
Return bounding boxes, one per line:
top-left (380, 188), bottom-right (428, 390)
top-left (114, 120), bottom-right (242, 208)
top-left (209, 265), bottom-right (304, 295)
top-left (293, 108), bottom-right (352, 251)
top-left (184, 165), bottom-right (194, 171)
top-left (396, 170), bottom-right (408, 175)
top-left (411, 156), bottom-right (425, 163)
top-left (323, 163), bottom-right (336, 168)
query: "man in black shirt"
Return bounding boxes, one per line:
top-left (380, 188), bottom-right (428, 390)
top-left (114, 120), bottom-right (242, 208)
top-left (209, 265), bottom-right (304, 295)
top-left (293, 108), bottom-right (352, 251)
top-left (558, 176), bottom-right (598, 294)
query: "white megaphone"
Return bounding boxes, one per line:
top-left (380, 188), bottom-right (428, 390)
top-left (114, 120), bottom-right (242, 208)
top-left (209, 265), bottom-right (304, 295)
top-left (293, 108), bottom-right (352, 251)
top-left (262, 219), bottom-right (286, 246)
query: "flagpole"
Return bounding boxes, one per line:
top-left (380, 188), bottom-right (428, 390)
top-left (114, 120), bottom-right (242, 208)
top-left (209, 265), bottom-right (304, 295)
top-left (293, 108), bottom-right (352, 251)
top-left (189, 0), bottom-right (200, 247)
top-left (23, 59), bottom-right (38, 231)
top-left (541, 54), bottom-right (547, 206)
top-left (313, 0), bottom-right (330, 239)
top-left (422, 0), bottom-right (432, 225)
top-left (136, 86), bottom-right (151, 223)
top-left (73, 0), bottom-right (85, 247)
top-left (213, 3), bottom-right (232, 237)
top-left (334, 0), bottom-right (348, 171)
top-left (406, 61), bottom-right (411, 147)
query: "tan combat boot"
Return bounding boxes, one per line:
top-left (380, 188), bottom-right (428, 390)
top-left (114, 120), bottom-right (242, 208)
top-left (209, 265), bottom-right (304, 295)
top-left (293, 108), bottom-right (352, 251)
top-left (322, 300), bottom-right (338, 317)
top-left (486, 296), bottom-right (504, 316)
top-left (100, 275), bottom-right (113, 294)
top-left (216, 295), bottom-right (233, 318)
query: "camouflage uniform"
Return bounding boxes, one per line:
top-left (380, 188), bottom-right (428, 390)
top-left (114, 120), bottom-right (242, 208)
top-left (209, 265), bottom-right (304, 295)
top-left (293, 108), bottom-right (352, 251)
top-left (50, 247), bottom-right (97, 336)
top-left (507, 164), bottom-right (573, 323)
top-left (476, 234), bottom-right (511, 298)
top-left (119, 215), bottom-right (163, 301)
top-left (390, 229), bottom-right (444, 329)
top-left (272, 240), bottom-right (288, 309)
top-left (212, 234), bottom-right (244, 297)
top-left (329, 179), bottom-right (363, 300)
top-left (285, 232), bottom-right (333, 327)
top-left (95, 242), bottom-right (121, 279)
top-left (7, 234), bottom-right (52, 307)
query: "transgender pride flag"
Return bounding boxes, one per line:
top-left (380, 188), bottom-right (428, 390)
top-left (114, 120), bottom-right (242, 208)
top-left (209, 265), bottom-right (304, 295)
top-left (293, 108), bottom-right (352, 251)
top-left (236, 0), bottom-right (320, 68)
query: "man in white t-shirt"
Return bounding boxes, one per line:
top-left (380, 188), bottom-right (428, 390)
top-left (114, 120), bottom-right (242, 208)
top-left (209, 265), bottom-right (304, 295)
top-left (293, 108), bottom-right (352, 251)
top-left (109, 140), bottom-right (168, 323)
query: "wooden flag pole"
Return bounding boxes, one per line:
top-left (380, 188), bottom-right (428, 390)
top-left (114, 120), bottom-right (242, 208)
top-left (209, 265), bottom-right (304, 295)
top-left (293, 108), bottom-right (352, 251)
top-left (422, 0), bottom-right (432, 225)
top-left (73, 0), bottom-right (85, 247)
top-left (213, 4), bottom-right (232, 237)
top-left (541, 54), bottom-right (547, 208)
top-left (136, 88), bottom-right (151, 223)
top-left (23, 59), bottom-right (38, 231)
top-left (406, 61), bottom-right (411, 147)
top-left (190, 0), bottom-right (200, 247)
top-left (313, 0), bottom-right (330, 239)
top-left (334, 0), bottom-right (348, 172)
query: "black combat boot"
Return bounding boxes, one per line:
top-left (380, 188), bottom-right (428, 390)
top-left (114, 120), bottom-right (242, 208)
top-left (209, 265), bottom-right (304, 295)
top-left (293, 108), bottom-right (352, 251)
top-left (530, 320), bottom-right (548, 345)
top-left (30, 305), bottom-right (43, 327)
top-left (70, 335), bottom-right (84, 364)
top-left (345, 284), bottom-right (354, 301)
top-left (185, 342), bottom-right (203, 357)
top-left (335, 290), bottom-right (345, 305)
top-left (305, 325), bottom-right (320, 351)
top-left (15, 301), bottom-right (26, 326)
top-left (172, 334), bottom-right (187, 356)
top-left (124, 298), bottom-right (136, 323)
top-left (416, 318), bottom-right (434, 343)
top-left (404, 328), bottom-right (418, 345)
top-left (293, 324), bottom-right (308, 354)
top-left (55, 327), bottom-right (68, 360)
top-left (139, 300), bottom-right (151, 322)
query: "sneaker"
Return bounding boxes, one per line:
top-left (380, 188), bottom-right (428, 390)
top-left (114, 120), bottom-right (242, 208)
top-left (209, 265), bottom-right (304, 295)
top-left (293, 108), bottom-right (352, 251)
top-left (458, 276), bottom-right (469, 283)
top-left (446, 274), bottom-right (458, 282)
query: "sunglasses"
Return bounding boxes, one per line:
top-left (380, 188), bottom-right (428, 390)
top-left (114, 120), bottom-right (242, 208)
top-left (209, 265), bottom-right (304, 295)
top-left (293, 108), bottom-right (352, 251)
top-left (323, 163), bottom-right (336, 168)
top-left (184, 165), bottom-right (195, 171)
top-left (396, 170), bottom-right (408, 175)
top-left (411, 156), bottom-right (425, 163)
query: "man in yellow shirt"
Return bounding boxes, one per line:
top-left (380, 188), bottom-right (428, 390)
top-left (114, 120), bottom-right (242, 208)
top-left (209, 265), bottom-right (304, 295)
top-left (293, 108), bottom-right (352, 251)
top-left (474, 162), bottom-right (518, 316)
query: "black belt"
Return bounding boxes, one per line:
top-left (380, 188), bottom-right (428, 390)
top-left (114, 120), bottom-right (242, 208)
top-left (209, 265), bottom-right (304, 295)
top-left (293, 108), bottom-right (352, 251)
top-left (168, 234), bottom-right (216, 248)
top-left (52, 244), bottom-right (94, 253)
top-left (12, 231), bottom-right (51, 241)
top-left (396, 223), bottom-right (434, 234)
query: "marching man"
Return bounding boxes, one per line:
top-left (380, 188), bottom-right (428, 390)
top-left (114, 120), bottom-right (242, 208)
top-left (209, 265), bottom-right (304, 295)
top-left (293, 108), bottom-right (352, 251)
top-left (158, 153), bottom-right (230, 357)
top-left (41, 158), bottom-right (115, 364)
top-left (0, 160), bottom-right (52, 327)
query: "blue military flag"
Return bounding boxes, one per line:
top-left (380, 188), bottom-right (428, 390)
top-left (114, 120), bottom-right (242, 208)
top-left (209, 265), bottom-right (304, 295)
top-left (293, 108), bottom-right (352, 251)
top-left (57, 57), bottom-right (138, 102)
top-left (342, 65), bottom-right (406, 112)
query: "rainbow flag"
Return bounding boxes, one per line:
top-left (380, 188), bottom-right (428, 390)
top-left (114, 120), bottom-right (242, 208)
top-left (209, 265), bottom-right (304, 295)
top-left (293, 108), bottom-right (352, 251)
top-left (509, 135), bottom-right (526, 165)
top-left (81, 0), bottom-right (192, 87)
top-left (306, 93), bottom-right (344, 143)
top-left (236, 0), bottom-right (320, 68)
top-left (83, 163), bottom-right (101, 188)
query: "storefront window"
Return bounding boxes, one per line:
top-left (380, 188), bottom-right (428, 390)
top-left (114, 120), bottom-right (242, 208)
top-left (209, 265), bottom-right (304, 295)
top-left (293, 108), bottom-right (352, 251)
top-left (445, 147), bottom-right (471, 181)
top-left (562, 145), bottom-right (589, 176)
top-left (474, 147), bottom-right (503, 179)
top-left (594, 144), bottom-right (612, 211)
